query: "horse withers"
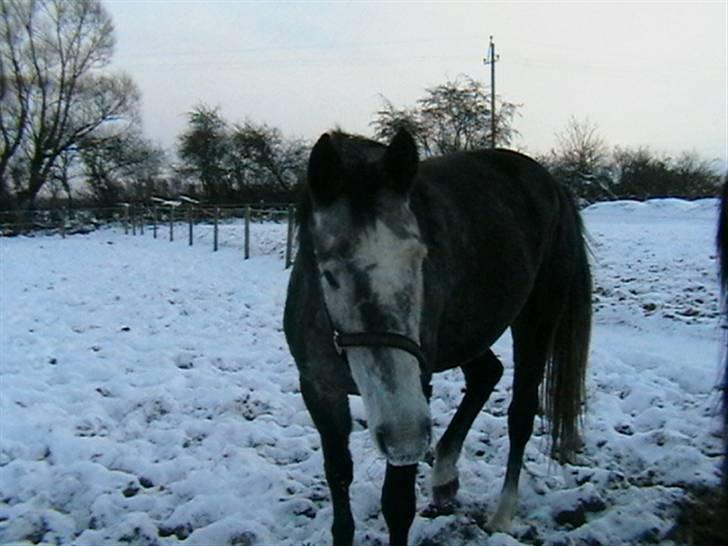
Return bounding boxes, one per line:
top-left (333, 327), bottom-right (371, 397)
top-left (284, 128), bottom-right (592, 546)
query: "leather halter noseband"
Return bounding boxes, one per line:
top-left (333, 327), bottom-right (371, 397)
top-left (332, 329), bottom-right (428, 375)
top-left (321, 296), bottom-right (432, 397)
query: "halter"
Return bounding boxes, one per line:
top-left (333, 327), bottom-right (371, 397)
top-left (322, 296), bottom-right (432, 398)
top-left (333, 330), bottom-right (428, 374)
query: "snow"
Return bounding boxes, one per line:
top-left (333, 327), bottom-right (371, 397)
top-left (0, 199), bottom-right (723, 546)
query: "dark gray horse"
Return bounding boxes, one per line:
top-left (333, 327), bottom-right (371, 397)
top-left (284, 128), bottom-right (592, 546)
top-left (717, 178), bottom-right (728, 495)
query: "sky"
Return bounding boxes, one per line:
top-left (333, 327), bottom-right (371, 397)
top-left (105, 1), bottom-right (728, 168)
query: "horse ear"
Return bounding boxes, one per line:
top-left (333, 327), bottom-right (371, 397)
top-left (308, 133), bottom-right (343, 206)
top-left (383, 128), bottom-right (418, 194)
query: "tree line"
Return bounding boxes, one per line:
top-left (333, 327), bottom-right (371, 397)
top-left (1, 0), bottom-right (722, 215)
top-left (543, 117), bottom-right (722, 203)
top-left (176, 105), bottom-right (307, 204)
top-left (175, 75), bottom-right (520, 205)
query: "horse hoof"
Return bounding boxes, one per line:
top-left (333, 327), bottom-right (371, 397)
top-left (433, 477), bottom-right (459, 505)
top-left (485, 514), bottom-right (513, 534)
top-left (420, 478), bottom-right (460, 518)
top-left (421, 499), bottom-right (457, 518)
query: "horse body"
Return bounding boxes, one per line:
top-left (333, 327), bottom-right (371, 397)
top-left (284, 129), bottom-right (592, 545)
top-left (413, 150), bottom-right (562, 369)
top-left (717, 179), bottom-right (728, 495)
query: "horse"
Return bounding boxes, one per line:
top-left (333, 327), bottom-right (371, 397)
top-left (283, 128), bottom-right (592, 546)
top-left (717, 178), bottom-right (728, 495)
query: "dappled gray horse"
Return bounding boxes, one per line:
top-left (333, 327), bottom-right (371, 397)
top-left (717, 178), bottom-right (728, 496)
top-left (284, 128), bottom-right (592, 546)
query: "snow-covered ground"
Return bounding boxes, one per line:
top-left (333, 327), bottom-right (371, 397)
top-left (0, 199), bottom-right (723, 546)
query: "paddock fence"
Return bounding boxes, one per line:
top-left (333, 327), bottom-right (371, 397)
top-left (0, 201), bottom-right (298, 268)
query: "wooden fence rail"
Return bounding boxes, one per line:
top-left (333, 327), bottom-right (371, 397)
top-left (0, 203), bottom-right (298, 268)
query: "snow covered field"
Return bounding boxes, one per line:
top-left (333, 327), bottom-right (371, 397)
top-left (0, 199), bottom-right (723, 546)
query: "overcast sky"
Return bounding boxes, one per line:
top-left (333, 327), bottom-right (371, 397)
top-left (105, 1), bottom-right (727, 168)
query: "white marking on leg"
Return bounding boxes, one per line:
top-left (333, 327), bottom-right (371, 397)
top-left (487, 482), bottom-right (519, 533)
top-left (432, 445), bottom-right (459, 488)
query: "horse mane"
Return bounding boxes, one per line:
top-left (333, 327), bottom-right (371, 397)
top-left (328, 130), bottom-right (387, 165)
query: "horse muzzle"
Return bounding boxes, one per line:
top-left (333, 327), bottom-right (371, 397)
top-left (374, 417), bottom-right (432, 466)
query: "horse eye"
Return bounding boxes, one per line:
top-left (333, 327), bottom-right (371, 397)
top-left (322, 270), bottom-right (340, 290)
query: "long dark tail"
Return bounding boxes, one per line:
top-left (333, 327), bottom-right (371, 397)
top-left (544, 186), bottom-right (593, 464)
top-left (718, 178), bottom-right (728, 494)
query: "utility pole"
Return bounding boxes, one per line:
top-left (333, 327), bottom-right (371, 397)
top-left (483, 36), bottom-right (499, 149)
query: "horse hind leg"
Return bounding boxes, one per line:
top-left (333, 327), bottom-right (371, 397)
top-left (428, 350), bottom-right (504, 514)
top-left (487, 321), bottom-right (549, 533)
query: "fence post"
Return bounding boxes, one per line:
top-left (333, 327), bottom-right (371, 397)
top-left (169, 206), bottom-right (174, 242)
top-left (213, 207), bottom-right (219, 252)
top-left (140, 207), bottom-right (145, 235)
top-left (188, 205), bottom-right (193, 246)
top-left (286, 204), bottom-right (295, 268)
top-left (244, 206), bottom-right (251, 259)
top-left (61, 209), bottom-right (67, 239)
top-left (131, 205), bottom-right (137, 236)
top-left (124, 205), bottom-right (129, 235)
top-left (152, 206), bottom-right (158, 239)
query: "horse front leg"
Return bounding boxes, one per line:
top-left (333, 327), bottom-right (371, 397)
top-left (430, 350), bottom-right (503, 513)
top-left (382, 463), bottom-right (418, 546)
top-left (300, 377), bottom-right (355, 546)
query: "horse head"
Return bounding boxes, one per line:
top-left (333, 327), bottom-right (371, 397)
top-left (306, 128), bottom-right (431, 466)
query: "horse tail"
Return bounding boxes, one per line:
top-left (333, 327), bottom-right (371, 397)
top-left (544, 186), bottom-right (593, 464)
top-left (717, 178), bottom-right (728, 493)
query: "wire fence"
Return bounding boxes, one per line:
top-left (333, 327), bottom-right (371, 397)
top-left (0, 202), bottom-right (298, 268)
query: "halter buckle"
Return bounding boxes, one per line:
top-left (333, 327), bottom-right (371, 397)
top-left (332, 330), bottom-right (344, 356)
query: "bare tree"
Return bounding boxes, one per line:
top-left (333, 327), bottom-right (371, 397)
top-left (227, 120), bottom-right (306, 194)
top-left (80, 128), bottom-right (165, 207)
top-left (372, 75), bottom-right (520, 157)
top-left (553, 117), bottom-right (609, 174)
top-left (0, 0), bottom-right (140, 210)
top-left (371, 98), bottom-right (430, 156)
top-left (0, 0), bottom-right (31, 206)
top-left (549, 116), bottom-right (612, 201)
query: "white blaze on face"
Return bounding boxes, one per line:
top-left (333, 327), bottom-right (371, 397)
top-left (347, 347), bottom-right (430, 466)
top-left (313, 200), bottom-right (431, 465)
